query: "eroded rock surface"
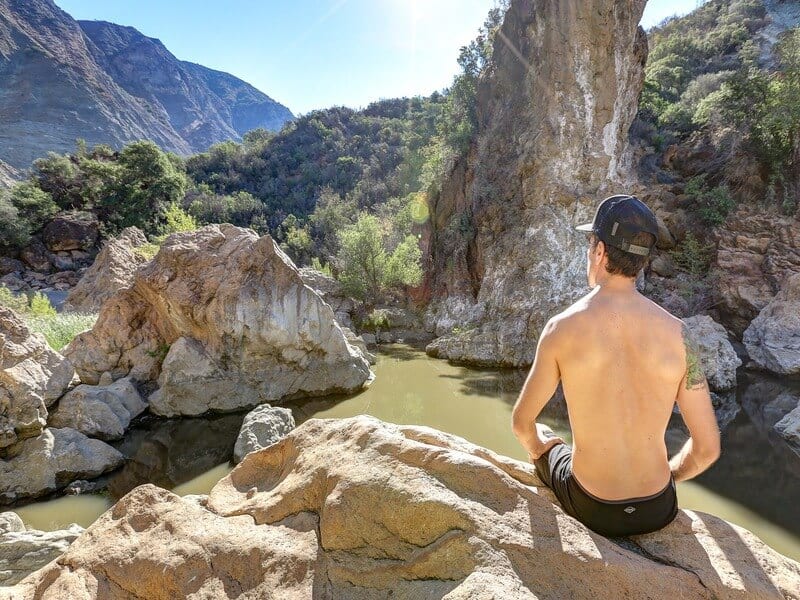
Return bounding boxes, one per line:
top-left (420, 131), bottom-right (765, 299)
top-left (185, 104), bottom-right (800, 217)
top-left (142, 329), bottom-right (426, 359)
top-left (0, 523), bottom-right (83, 585)
top-left (47, 377), bottom-right (146, 441)
top-left (64, 225), bottom-right (371, 415)
top-left (423, 0), bottom-right (649, 366)
top-left (0, 307), bottom-right (74, 450)
top-left (64, 227), bottom-right (148, 314)
top-left (7, 417), bottom-right (799, 598)
top-left (232, 404), bottom-right (295, 463)
top-left (744, 273), bottom-right (800, 377)
top-left (683, 315), bottom-right (741, 390)
top-left (0, 428), bottom-right (124, 505)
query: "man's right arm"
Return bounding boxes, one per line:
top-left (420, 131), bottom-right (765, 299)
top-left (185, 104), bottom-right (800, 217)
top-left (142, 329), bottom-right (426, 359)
top-left (669, 323), bottom-right (721, 482)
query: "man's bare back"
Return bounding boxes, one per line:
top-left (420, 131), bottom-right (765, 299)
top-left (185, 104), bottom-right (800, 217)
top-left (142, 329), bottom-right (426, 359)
top-left (549, 286), bottom-right (688, 499)
top-left (511, 194), bottom-right (720, 535)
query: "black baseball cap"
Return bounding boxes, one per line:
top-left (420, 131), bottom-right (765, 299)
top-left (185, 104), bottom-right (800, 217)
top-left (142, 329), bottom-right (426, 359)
top-left (575, 194), bottom-right (659, 256)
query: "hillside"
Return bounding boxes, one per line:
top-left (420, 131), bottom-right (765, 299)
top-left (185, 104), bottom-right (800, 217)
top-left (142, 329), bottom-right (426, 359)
top-left (0, 0), bottom-right (292, 171)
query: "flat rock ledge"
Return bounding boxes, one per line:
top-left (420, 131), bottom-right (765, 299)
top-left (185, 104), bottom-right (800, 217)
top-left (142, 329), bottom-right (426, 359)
top-left (4, 416), bottom-right (799, 599)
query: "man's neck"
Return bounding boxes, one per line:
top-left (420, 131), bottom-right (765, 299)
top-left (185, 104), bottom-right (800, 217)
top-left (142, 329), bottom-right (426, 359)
top-left (592, 274), bottom-right (638, 296)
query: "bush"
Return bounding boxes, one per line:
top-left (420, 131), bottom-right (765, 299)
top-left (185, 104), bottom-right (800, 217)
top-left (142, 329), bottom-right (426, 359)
top-left (669, 232), bottom-right (715, 276)
top-left (26, 313), bottom-right (97, 351)
top-left (29, 292), bottom-right (56, 317)
top-left (685, 175), bottom-right (736, 225)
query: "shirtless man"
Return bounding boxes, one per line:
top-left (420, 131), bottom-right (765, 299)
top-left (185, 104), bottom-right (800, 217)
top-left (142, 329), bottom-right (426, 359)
top-left (511, 194), bottom-right (721, 537)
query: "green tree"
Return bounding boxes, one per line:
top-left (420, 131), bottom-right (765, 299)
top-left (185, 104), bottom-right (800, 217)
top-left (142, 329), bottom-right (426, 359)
top-left (7, 182), bottom-right (58, 231)
top-left (100, 141), bottom-right (187, 235)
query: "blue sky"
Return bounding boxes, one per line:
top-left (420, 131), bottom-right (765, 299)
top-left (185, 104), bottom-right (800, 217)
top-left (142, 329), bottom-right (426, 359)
top-left (55, 0), bottom-right (707, 116)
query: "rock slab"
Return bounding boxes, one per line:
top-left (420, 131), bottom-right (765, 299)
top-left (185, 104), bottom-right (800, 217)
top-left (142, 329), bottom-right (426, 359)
top-left (0, 428), bottom-right (124, 505)
top-left (744, 273), bottom-right (800, 376)
top-left (0, 307), bottom-right (74, 450)
top-left (64, 225), bottom-right (371, 416)
top-left (47, 377), bottom-right (146, 441)
top-left (0, 523), bottom-right (84, 585)
top-left (5, 416), bottom-right (799, 598)
top-left (232, 404), bottom-right (295, 463)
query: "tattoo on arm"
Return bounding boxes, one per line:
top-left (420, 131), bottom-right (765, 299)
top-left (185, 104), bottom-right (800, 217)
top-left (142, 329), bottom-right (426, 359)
top-left (681, 323), bottom-right (707, 391)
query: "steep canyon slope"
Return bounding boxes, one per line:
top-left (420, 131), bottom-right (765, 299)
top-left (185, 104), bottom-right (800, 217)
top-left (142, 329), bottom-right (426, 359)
top-left (0, 0), bottom-right (293, 171)
top-left (424, 0), bottom-right (649, 366)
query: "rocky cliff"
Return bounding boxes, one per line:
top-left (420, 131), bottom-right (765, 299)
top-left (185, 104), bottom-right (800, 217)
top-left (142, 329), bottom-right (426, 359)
top-left (4, 416), bottom-right (799, 598)
top-left (0, 0), bottom-right (292, 171)
top-left (423, 0), bottom-right (648, 366)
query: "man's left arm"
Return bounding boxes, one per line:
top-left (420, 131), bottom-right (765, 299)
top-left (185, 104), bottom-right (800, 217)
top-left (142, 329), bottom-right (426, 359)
top-left (511, 318), bottom-right (564, 460)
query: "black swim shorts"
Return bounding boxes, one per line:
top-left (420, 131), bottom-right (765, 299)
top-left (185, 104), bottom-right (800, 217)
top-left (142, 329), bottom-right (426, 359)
top-left (534, 443), bottom-right (678, 537)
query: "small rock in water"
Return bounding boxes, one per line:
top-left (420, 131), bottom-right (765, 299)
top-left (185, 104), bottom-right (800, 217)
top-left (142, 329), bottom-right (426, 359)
top-left (233, 404), bottom-right (295, 463)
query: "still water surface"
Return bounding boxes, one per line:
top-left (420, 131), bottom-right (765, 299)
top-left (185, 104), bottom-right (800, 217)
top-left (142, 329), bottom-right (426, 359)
top-left (13, 344), bottom-right (800, 561)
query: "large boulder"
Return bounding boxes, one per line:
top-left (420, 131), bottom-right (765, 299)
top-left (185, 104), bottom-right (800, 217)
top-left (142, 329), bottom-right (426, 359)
top-left (422, 0), bottom-right (649, 366)
top-left (18, 239), bottom-right (52, 273)
top-left (64, 225), bottom-right (371, 415)
top-left (47, 377), bottom-right (147, 441)
top-left (232, 404), bottom-right (295, 463)
top-left (0, 427), bottom-right (124, 505)
top-left (0, 522), bottom-right (84, 585)
top-left (7, 417), bottom-right (799, 598)
top-left (682, 315), bottom-right (741, 390)
top-left (0, 307), bottom-right (75, 450)
top-left (299, 267), bottom-right (356, 328)
top-left (41, 212), bottom-right (99, 253)
top-left (743, 273), bottom-right (800, 376)
top-left (64, 227), bottom-right (149, 314)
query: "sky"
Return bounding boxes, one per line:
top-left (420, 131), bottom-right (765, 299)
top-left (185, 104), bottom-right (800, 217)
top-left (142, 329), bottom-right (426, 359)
top-left (54, 0), bottom-right (707, 116)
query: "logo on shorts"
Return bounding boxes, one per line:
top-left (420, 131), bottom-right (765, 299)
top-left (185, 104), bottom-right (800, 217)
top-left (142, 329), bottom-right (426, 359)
top-left (624, 506), bottom-right (636, 514)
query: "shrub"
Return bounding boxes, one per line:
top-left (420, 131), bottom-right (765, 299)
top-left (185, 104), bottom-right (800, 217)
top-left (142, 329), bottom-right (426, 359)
top-left (29, 292), bottom-right (57, 317)
top-left (26, 313), bottom-right (97, 351)
top-left (685, 175), bottom-right (736, 226)
top-left (669, 232), bottom-right (715, 276)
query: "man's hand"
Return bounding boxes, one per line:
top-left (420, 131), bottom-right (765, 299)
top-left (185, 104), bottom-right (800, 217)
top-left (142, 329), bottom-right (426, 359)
top-left (527, 423), bottom-right (565, 461)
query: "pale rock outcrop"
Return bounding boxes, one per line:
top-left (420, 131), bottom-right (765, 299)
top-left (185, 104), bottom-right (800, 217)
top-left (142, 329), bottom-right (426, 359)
top-left (0, 514), bottom-right (23, 534)
top-left (47, 377), bottom-right (146, 441)
top-left (341, 327), bottom-right (375, 364)
top-left (743, 273), bottom-right (800, 376)
top-left (0, 523), bottom-right (83, 585)
top-left (0, 307), bottom-right (74, 449)
top-left (232, 404), bottom-right (295, 463)
top-left (0, 428), bottom-right (124, 505)
top-left (7, 416), bottom-right (799, 599)
top-left (683, 315), bottom-right (742, 390)
top-left (367, 306), bottom-right (431, 343)
top-left (64, 225), bottom-right (371, 415)
top-left (423, 0), bottom-right (649, 366)
top-left (776, 405), bottom-right (800, 456)
top-left (64, 227), bottom-right (149, 314)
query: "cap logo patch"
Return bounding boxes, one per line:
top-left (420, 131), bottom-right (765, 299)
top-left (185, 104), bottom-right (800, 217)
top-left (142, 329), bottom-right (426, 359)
top-left (611, 222), bottom-right (619, 236)
top-left (624, 506), bottom-right (636, 514)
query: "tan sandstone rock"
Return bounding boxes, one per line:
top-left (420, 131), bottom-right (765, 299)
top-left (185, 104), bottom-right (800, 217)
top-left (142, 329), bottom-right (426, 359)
top-left (64, 227), bottom-right (149, 314)
top-left (0, 307), bottom-right (74, 449)
top-left (6, 416), bottom-right (799, 599)
top-left (63, 225), bottom-right (371, 415)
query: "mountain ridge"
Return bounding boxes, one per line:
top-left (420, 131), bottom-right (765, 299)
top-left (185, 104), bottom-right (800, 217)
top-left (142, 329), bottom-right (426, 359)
top-left (0, 0), bottom-right (293, 172)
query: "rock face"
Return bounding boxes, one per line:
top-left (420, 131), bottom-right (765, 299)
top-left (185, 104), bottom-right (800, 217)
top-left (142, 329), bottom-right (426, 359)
top-left (0, 521), bottom-right (83, 585)
top-left (776, 405), bottom-right (800, 457)
top-left (713, 207), bottom-right (800, 336)
top-left (0, 0), bottom-right (293, 171)
top-left (422, 0), bottom-right (649, 366)
top-left (7, 416), bottom-right (800, 599)
top-left (41, 212), bottom-right (99, 253)
top-left (64, 227), bottom-right (148, 313)
top-left (682, 315), bottom-right (741, 390)
top-left (64, 225), bottom-right (372, 415)
top-left (0, 427), bottom-right (124, 504)
top-left (299, 267), bottom-right (356, 328)
top-left (0, 307), bottom-right (74, 450)
top-left (743, 273), bottom-right (800, 376)
top-left (47, 377), bottom-right (146, 441)
top-left (232, 404), bottom-right (295, 463)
